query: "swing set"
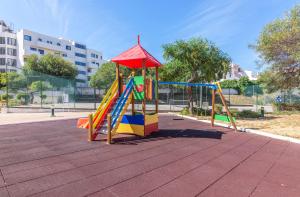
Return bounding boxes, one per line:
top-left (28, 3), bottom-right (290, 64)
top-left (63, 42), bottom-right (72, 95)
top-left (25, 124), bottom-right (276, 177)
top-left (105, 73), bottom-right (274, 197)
top-left (158, 81), bottom-right (238, 132)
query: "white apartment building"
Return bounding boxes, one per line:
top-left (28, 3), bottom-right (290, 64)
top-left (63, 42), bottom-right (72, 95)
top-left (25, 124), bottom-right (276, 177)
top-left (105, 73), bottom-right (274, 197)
top-left (225, 63), bottom-right (258, 81)
top-left (0, 20), bottom-right (18, 73)
top-left (0, 20), bottom-right (103, 87)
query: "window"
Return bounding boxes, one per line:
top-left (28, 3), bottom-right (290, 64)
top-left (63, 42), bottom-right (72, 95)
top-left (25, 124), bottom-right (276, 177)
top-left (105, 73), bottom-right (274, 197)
top-left (100, 56), bottom-right (102, 60)
top-left (38, 38), bottom-right (42, 42)
top-left (95, 54), bottom-right (98, 58)
top-left (24, 35), bottom-right (32, 41)
top-left (0, 37), bottom-right (5, 44)
top-left (0, 47), bottom-right (5, 55)
top-left (87, 68), bottom-right (91, 73)
top-left (7, 48), bottom-right (16, 56)
top-left (62, 53), bottom-right (67, 57)
top-left (78, 70), bottom-right (86, 75)
top-left (0, 58), bottom-right (5, 65)
top-left (6, 58), bottom-right (16, 67)
top-left (30, 47), bottom-right (37, 51)
top-left (96, 62), bottom-right (99, 67)
top-left (57, 42), bottom-right (61, 46)
top-left (75, 61), bottom-right (86, 66)
top-left (47, 40), bottom-right (53, 44)
top-left (7, 38), bottom-right (16, 46)
top-left (91, 53), bottom-right (96, 58)
top-left (38, 49), bottom-right (44, 55)
top-left (75, 52), bottom-right (86, 58)
top-left (75, 43), bottom-right (86, 49)
top-left (66, 45), bottom-right (71, 50)
top-left (87, 76), bottom-right (91, 81)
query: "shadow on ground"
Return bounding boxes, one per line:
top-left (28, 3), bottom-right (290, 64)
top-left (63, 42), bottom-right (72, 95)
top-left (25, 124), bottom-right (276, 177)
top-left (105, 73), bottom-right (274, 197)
top-left (112, 129), bottom-right (226, 145)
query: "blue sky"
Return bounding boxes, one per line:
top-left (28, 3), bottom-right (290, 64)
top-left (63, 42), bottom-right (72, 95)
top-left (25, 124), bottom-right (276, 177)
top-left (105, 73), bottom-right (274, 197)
top-left (0, 0), bottom-right (299, 71)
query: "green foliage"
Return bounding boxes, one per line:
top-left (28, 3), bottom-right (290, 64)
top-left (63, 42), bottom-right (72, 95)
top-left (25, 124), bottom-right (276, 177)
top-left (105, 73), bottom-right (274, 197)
top-left (29, 81), bottom-right (52, 92)
top-left (180, 107), bottom-right (190, 115)
top-left (236, 110), bottom-right (261, 119)
top-left (0, 72), bottom-right (26, 89)
top-left (220, 76), bottom-right (262, 95)
top-left (253, 5), bottom-right (300, 91)
top-left (23, 54), bottom-right (77, 80)
top-left (16, 93), bottom-right (30, 104)
top-left (192, 107), bottom-right (211, 116)
top-left (272, 102), bottom-right (300, 111)
top-left (0, 94), bottom-right (13, 101)
top-left (89, 62), bottom-right (130, 89)
top-left (161, 37), bottom-right (231, 83)
top-left (220, 79), bottom-right (239, 90)
top-left (215, 104), bottom-right (223, 114)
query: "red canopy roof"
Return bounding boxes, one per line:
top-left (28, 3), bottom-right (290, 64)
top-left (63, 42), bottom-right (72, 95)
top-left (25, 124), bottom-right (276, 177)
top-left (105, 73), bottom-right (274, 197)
top-left (111, 43), bottom-right (161, 69)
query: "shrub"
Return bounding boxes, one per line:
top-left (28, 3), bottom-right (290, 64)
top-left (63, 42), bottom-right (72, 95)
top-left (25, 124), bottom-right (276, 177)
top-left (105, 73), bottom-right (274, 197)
top-left (16, 93), bottom-right (30, 105)
top-left (272, 102), bottom-right (300, 111)
top-left (215, 104), bottom-right (223, 114)
top-left (236, 110), bottom-right (260, 119)
top-left (229, 108), bottom-right (238, 117)
top-left (0, 94), bottom-right (13, 101)
top-left (180, 107), bottom-right (190, 115)
top-left (192, 107), bottom-right (211, 116)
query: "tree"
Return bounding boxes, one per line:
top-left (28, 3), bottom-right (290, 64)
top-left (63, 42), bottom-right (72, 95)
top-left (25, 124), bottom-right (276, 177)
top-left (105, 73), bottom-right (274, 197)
top-left (253, 5), bottom-right (300, 91)
top-left (23, 54), bottom-right (77, 87)
top-left (162, 37), bottom-right (231, 112)
top-left (90, 62), bottom-right (130, 90)
top-left (29, 81), bottom-right (52, 104)
top-left (0, 72), bottom-right (26, 90)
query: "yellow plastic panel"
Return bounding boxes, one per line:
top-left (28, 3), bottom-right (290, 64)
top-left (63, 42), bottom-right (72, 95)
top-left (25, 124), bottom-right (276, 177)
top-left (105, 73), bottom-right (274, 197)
top-left (145, 113), bottom-right (158, 125)
top-left (116, 123), bottom-right (145, 136)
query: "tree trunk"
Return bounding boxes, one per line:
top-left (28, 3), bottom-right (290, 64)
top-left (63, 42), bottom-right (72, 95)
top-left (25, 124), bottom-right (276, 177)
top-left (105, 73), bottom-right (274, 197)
top-left (30, 92), bottom-right (34, 104)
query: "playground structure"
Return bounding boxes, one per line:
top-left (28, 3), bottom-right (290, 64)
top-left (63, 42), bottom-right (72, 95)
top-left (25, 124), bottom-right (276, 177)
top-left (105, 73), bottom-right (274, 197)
top-left (159, 81), bottom-right (237, 131)
top-left (77, 36), bottom-right (161, 143)
top-left (77, 37), bottom-right (237, 143)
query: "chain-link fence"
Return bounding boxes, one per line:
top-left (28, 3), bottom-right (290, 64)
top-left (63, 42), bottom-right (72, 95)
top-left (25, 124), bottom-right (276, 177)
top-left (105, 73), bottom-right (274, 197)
top-left (158, 84), bottom-right (300, 113)
top-left (1, 72), bottom-right (299, 113)
top-left (1, 71), bottom-right (104, 112)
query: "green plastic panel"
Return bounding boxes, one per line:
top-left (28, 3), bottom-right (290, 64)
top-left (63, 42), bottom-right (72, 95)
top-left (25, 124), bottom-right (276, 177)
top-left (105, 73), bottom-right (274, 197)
top-left (133, 76), bottom-right (144, 100)
top-left (214, 114), bottom-right (236, 123)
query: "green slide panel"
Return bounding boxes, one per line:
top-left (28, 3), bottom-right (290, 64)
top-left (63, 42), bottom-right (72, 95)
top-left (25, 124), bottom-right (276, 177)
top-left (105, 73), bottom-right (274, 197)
top-left (214, 114), bottom-right (236, 123)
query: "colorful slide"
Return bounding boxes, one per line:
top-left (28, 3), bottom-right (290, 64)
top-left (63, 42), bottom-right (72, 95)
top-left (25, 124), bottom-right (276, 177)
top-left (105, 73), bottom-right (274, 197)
top-left (77, 78), bottom-right (135, 139)
top-left (77, 79), bottom-right (118, 131)
top-left (110, 78), bottom-right (134, 135)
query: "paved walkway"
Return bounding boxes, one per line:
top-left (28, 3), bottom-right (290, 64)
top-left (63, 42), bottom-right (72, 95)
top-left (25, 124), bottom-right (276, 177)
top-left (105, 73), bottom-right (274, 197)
top-left (0, 112), bottom-right (91, 126)
top-left (0, 114), bottom-right (299, 197)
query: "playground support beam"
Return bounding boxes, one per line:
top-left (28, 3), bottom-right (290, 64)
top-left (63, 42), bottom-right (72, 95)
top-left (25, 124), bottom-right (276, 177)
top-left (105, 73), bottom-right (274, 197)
top-left (211, 89), bottom-right (216, 127)
top-left (142, 60), bottom-right (146, 115)
top-left (116, 63), bottom-right (121, 97)
top-left (155, 66), bottom-right (159, 113)
top-left (88, 113), bottom-right (93, 141)
top-left (107, 114), bottom-right (112, 144)
top-left (131, 69), bottom-right (135, 116)
top-left (218, 88), bottom-right (238, 132)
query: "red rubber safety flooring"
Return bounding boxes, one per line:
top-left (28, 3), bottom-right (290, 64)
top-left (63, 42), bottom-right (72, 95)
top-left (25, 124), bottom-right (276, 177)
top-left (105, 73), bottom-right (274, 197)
top-left (0, 114), bottom-right (299, 197)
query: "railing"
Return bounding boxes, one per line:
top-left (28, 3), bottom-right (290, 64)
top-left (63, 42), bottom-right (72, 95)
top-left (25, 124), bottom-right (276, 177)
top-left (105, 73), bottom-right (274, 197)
top-left (110, 78), bottom-right (134, 128)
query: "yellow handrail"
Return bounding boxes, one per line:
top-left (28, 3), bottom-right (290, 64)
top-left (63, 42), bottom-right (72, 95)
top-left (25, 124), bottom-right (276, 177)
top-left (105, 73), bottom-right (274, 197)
top-left (82, 79), bottom-right (118, 128)
top-left (92, 84), bottom-right (118, 128)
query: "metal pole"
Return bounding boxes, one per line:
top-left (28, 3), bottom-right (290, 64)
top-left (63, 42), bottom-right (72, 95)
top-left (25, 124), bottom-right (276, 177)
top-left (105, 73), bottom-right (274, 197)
top-left (200, 86), bottom-right (202, 109)
top-left (94, 88), bottom-right (96, 110)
